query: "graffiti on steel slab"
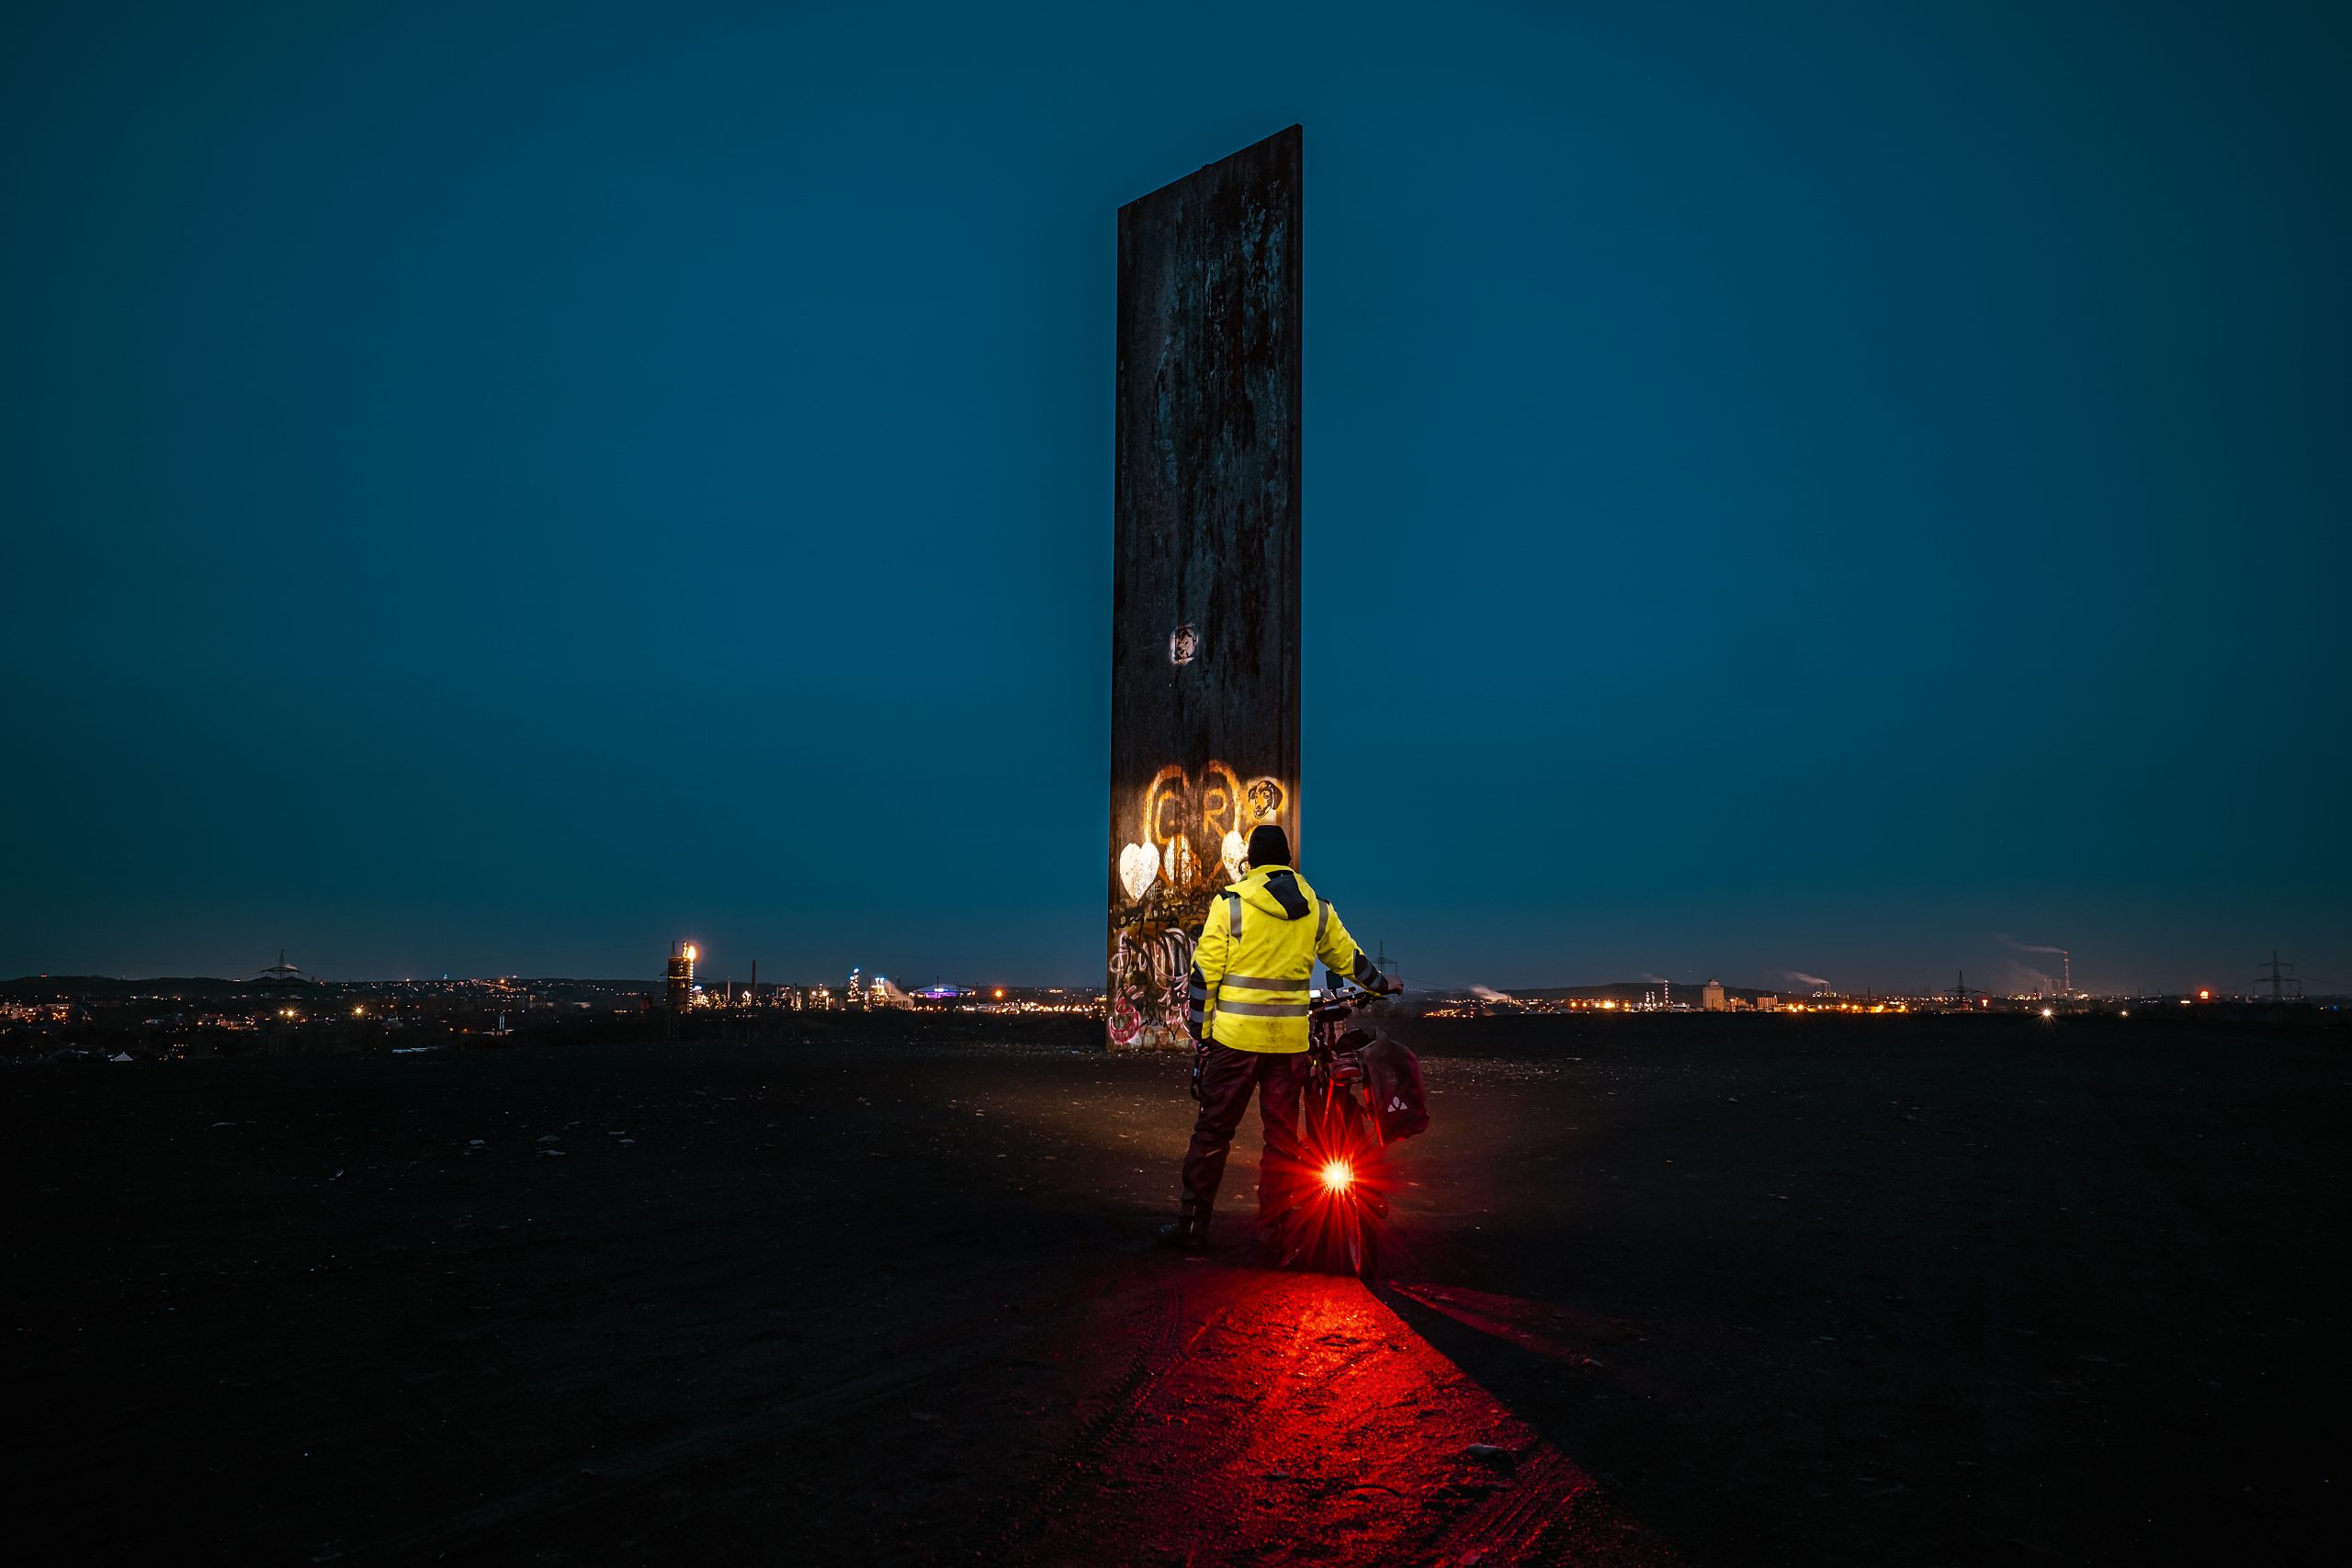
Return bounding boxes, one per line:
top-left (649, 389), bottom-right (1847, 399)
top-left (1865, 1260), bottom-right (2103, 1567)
top-left (1109, 761), bottom-right (1290, 1048)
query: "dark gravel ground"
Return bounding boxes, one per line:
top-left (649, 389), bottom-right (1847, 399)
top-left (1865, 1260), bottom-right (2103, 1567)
top-left (7, 1012), bottom-right (2345, 1566)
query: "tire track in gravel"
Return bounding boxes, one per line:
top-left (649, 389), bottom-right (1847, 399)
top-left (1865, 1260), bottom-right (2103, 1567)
top-left (972, 1263), bottom-right (1330, 1567)
top-left (989, 1278), bottom-right (1189, 1562)
top-left (1422, 1447), bottom-right (1678, 1567)
top-left (983, 1266), bottom-right (1444, 1567)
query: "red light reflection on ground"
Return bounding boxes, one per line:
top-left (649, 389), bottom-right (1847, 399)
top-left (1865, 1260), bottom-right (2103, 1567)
top-left (1014, 1262), bottom-right (1680, 1566)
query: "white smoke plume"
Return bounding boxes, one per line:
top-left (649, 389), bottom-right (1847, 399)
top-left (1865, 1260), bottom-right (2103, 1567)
top-left (1781, 970), bottom-right (1831, 990)
top-left (1470, 985), bottom-right (1517, 1004)
top-left (1998, 961), bottom-right (2056, 995)
top-left (1638, 973), bottom-right (1670, 985)
top-left (1997, 934), bottom-right (2066, 955)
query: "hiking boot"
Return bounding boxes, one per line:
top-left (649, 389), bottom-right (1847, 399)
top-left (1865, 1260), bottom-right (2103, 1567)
top-left (1157, 1212), bottom-right (1209, 1251)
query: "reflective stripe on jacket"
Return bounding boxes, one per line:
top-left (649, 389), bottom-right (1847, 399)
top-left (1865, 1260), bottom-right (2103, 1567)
top-left (1186, 864), bottom-right (1386, 1053)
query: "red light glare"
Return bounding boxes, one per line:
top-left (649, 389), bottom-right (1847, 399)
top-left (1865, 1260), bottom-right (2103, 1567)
top-left (2197, 988), bottom-right (2211, 1001)
top-left (1319, 1160), bottom-right (1352, 1192)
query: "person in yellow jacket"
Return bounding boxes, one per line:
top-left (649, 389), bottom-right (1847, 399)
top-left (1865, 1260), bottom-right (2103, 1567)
top-left (1159, 823), bottom-right (1395, 1253)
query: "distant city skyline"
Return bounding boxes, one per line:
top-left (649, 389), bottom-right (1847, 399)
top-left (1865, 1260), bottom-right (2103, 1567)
top-left (6, 940), bottom-right (2328, 1003)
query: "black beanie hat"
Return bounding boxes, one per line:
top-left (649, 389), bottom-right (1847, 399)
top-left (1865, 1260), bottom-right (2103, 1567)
top-left (1246, 824), bottom-right (1291, 868)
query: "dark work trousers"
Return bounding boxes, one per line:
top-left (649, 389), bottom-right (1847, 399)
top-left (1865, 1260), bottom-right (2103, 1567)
top-left (1182, 1043), bottom-right (1310, 1230)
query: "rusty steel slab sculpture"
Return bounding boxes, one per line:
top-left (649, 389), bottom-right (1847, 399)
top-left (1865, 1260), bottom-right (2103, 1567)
top-left (1107, 126), bottom-right (1303, 1050)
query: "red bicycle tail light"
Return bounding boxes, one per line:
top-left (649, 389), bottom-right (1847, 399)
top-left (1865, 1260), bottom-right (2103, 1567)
top-left (1320, 1159), bottom-right (1353, 1192)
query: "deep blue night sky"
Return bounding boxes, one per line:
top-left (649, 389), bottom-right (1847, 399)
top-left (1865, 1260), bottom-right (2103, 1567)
top-left (5, 1), bottom-right (2345, 993)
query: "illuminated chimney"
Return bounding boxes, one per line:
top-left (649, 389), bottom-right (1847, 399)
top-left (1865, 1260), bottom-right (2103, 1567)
top-left (668, 942), bottom-right (697, 1015)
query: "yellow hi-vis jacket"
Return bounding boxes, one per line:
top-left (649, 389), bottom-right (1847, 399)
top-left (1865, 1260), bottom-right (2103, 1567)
top-left (1188, 864), bottom-right (1387, 1053)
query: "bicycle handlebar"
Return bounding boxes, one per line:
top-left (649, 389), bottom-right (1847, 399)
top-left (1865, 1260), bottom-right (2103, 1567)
top-left (1311, 979), bottom-right (1398, 1022)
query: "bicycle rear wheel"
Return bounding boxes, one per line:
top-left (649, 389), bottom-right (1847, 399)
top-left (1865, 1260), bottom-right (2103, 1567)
top-left (1342, 1201), bottom-right (1379, 1283)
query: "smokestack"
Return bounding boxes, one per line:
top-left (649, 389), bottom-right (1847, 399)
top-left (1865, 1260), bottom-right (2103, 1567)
top-left (2063, 951), bottom-right (2071, 997)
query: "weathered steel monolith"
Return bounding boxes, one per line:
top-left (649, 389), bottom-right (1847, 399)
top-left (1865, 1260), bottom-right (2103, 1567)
top-left (1107, 126), bottom-right (1302, 1050)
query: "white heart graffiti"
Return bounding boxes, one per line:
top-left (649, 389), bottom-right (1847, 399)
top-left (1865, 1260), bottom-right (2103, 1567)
top-left (1117, 841), bottom-right (1159, 902)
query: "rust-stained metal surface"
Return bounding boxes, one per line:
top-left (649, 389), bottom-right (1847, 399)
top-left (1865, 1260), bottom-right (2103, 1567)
top-left (1107, 127), bottom-right (1303, 1050)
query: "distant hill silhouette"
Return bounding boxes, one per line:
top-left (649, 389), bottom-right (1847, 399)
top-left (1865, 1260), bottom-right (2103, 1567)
top-left (2, 976), bottom-right (244, 999)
